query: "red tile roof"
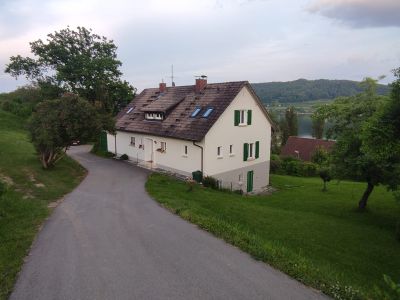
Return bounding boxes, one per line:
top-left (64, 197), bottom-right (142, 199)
top-left (116, 81), bottom-right (272, 141)
top-left (280, 136), bottom-right (336, 161)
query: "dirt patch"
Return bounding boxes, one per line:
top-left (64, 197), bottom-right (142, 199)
top-left (24, 169), bottom-right (37, 182)
top-left (0, 173), bottom-right (14, 186)
top-left (22, 193), bottom-right (35, 199)
top-left (24, 169), bottom-right (45, 188)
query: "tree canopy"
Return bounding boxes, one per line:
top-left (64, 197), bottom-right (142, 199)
top-left (29, 95), bottom-right (102, 169)
top-left (252, 79), bottom-right (390, 104)
top-left (5, 26), bottom-right (135, 114)
top-left (312, 77), bottom-right (394, 210)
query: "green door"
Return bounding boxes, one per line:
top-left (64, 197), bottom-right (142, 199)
top-left (247, 170), bottom-right (254, 193)
top-left (99, 131), bottom-right (108, 152)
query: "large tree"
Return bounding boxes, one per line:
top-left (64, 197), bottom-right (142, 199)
top-left (5, 26), bottom-right (135, 114)
top-left (313, 78), bottom-right (390, 210)
top-left (29, 95), bottom-right (102, 168)
top-left (362, 69), bottom-right (400, 196)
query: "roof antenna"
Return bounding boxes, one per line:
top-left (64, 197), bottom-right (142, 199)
top-left (170, 64), bottom-right (175, 87)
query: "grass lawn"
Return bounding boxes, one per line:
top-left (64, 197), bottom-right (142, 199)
top-left (146, 173), bottom-right (400, 299)
top-left (0, 109), bottom-right (86, 299)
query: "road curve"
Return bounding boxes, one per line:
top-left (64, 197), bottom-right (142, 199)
top-left (11, 145), bottom-right (327, 300)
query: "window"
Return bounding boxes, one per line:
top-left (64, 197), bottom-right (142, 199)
top-left (161, 142), bottom-right (167, 152)
top-left (183, 145), bottom-right (188, 156)
top-left (191, 107), bottom-right (201, 117)
top-left (240, 110), bottom-right (246, 124)
top-left (202, 107), bottom-right (214, 118)
top-left (229, 144), bottom-right (234, 155)
top-left (243, 141), bottom-right (260, 161)
top-left (130, 137), bottom-right (135, 147)
top-left (126, 107), bottom-right (134, 114)
top-left (234, 110), bottom-right (252, 126)
top-left (217, 146), bottom-right (222, 158)
top-left (145, 112), bottom-right (163, 120)
top-left (249, 143), bottom-right (254, 158)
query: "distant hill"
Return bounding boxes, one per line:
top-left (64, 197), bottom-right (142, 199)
top-left (251, 79), bottom-right (390, 104)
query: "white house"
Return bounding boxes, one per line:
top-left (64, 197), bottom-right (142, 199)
top-left (107, 77), bottom-right (273, 193)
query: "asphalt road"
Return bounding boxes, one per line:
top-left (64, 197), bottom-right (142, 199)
top-left (11, 145), bottom-right (327, 300)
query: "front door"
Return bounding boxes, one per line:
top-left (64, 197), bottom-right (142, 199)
top-left (247, 170), bottom-right (254, 193)
top-left (144, 138), bottom-right (153, 162)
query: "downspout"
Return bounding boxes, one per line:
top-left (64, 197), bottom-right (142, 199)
top-left (114, 134), bottom-right (117, 157)
top-left (193, 141), bottom-right (203, 174)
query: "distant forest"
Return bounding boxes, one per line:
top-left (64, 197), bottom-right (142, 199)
top-left (251, 79), bottom-right (390, 104)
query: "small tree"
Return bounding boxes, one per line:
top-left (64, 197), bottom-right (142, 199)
top-left (29, 95), bottom-right (101, 168)
top-left (311, 146), bottom-right (329, 165)
top-left (311, 115), bottom-right (324, 139)
top-left (281, 106), bottom-right (298, 145)
top-left (319, 167), bottom-right (332, 192)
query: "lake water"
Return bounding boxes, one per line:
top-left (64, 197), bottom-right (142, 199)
top-left (275, 113), bottom-right (313, 138)
top-left (298, 114), bottom-right (313, 138)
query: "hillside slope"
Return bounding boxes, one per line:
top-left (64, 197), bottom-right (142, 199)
top-left (0, 109), bottom-right (86, 299)
top-left (252, 79), bottom-right (390, 104)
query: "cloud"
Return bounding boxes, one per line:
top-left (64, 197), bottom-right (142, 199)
top-left (0, 0), bottom-right (399, 92)
top-left (308, 0), bottom-right (400, 28)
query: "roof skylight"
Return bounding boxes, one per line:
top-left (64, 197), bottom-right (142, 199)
top-left (191, 107), bottom-right (201, 117)
top-left (126, 107), bottom-right (134, 114)
top-left (202, 107), bottom-right (214, 118)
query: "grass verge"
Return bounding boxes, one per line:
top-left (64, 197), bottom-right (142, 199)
top-left (0, 109), bottom-right (86, 299)
top-left (146, 173), bottom-right (400, 299)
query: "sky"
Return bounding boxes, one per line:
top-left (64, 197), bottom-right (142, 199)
top-left (0, 0), bottom-right (399, 93)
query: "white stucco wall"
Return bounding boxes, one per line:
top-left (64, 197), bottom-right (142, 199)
top-left (203, 86), bottom-right (272, 190)
top-left (107, 131), bottom-right (203, 176)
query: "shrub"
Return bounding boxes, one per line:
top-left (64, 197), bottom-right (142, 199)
top-left (202, 176), bottom-right (218, 189)
top-left (105, 151), bottom-right (115, 158)
top-left (281, 156), bottom-right (301, 176)
top-left (270, 154), bottom-right (282, 174)
top-left (1, 100), bottom-right (12, 112)
top-left (311, 146), bottom-right (330, 165)
top-left (299, 161), bottom-right (318, 177)
top-left (120, 154), bottom-right (129, 160)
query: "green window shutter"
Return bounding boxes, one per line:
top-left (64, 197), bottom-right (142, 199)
top-left (255, 141), bottom-right (260, 159)
top-left (247, 110), bottom-right (252, 125)
top-left (243, 143), bottom-right (249, 161)
top-left (234, 110), bottom-right (240, 126)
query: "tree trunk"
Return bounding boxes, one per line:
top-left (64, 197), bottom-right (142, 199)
top-left (358, 181), bottom-right (374, 210)
top-left (40, 153), bottom-right (48, 169)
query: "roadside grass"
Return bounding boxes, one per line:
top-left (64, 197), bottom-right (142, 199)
top-left (0, 109), bottom-right (86, 299)
top-left (146, 173), bottom-right (400, 299)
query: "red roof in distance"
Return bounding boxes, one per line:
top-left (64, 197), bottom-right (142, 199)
top-left (280, 136), bottom-right (336, 161)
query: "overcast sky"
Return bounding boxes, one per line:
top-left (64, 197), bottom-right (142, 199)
top-left (1, 0), bottom-right (399, 93)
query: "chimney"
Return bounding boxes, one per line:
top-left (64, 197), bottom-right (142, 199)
top-left (195, 75), bottom-right (207, 93)
top-left (159, 82), bottom-right (167, 93)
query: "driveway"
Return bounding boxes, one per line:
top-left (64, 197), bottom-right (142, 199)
top-left (11, 146), bottom-right (327, 300)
